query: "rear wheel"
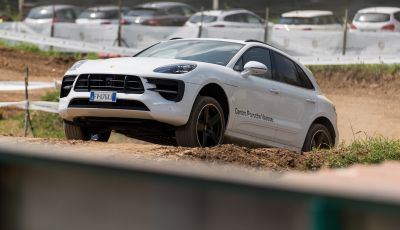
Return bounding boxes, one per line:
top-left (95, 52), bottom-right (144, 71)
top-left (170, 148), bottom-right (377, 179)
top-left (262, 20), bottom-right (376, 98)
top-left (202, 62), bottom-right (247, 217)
top-left (176, 96), bottom-right (225, 147)
top-left (302, 123), bottom-right (333, 152)
top-left (64, 121), bottom-right (111, 142)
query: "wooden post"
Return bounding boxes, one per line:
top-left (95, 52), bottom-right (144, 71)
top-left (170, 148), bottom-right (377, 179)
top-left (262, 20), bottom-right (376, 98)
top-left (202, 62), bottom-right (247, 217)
top-left (24, 66), bottom-right (34, 137)
top-left (264, 8), bottom-right (270, 43)
top-left (197, 6), bottom-right (204, 38)
top-left (342, 9), bottom-right (348, 56)
top-left (50, 4), bottom-right (55, 37)
top-left (212, 0), bottom-right (219, 10)
top-left (18, 0), bottom-right (24, 20)
top-left (117, 0), bottom-right (122, 47)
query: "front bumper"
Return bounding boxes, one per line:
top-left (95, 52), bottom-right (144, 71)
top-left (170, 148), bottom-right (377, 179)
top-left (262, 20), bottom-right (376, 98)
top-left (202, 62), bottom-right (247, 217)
top-left (59, 82), bottom-right (199, 127)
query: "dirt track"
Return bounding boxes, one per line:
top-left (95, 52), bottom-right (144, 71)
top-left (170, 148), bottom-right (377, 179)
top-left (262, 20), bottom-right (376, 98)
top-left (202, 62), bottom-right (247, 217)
top-left (0, 49), bottom-right (399, 170)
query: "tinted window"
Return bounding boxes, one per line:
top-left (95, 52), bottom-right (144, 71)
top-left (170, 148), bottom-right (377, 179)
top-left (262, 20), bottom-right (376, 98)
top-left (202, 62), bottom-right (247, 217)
top-left (234, 47), bottom-right (272, 79)
top-left (224, 13), bottom-right (246, 22)
top-left (394, 12), bottom-right (400, 21)
top-left (273, 52), bottom-right (313, 89)
top-left (168, 7), bottom-right (184, 16)
top-left (354, 13), bottom-right (390, 22)
top-left (58, 9), bottom-right (75, 20)
top-left (182, 6), bottom-right (195, 17)
top-left (78, 10), bottom-right (119, 19)
top-left (279, 17), bottom-right (313, 25)
top-left (127, 8), bottom-right (157, 16)
top-left (189, 15), bottom-right (217, 23)
top-left (246, 13), bottom-right (263, 24)
top-left (27, 7), bottom-right (53, 19)
top-left (136, 40), bottom-right (244, 66)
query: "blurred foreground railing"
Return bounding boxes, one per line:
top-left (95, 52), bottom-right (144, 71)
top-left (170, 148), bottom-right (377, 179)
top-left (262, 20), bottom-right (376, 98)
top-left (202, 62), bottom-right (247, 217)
top-left (0, 146), bottom-right (400, 230)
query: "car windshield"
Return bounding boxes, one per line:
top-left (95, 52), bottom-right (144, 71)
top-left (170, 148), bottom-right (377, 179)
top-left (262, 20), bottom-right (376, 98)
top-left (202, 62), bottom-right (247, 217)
top-left (27, 7), bottom-right (53, 19)
top-left (279, 17), bottom-right (313, 25)
top-left (189, 15), bottom-right (218, 23)
top-left (78, 10), bottom-right (118, 19)
top-left (127, 8), bottom-right (157, 16)
top-left (135, 40), bottom-right (244, 66)
top-left (354, 13), bottom-right (390, 22)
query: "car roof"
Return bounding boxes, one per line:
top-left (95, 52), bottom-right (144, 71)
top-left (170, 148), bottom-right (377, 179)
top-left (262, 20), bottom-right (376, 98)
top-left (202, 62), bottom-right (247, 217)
top-left (282, 10), bottom-right (334, 18)
top-left (32, 5), bottom-right (78, 10)
top-left (194, 9), bottom-right (256, 17)
top-left (137, 2), bottom-right (190, 9)
top-left (85, 5), bottom-right (128, 11)
top-left (357, 7), bottom-right (400, 14)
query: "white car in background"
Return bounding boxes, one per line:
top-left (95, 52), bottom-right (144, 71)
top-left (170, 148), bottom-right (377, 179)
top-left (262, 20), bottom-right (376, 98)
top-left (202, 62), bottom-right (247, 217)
top-left (274, 10), bottom-right (342, 31)
top-left (76, 6), bottom-right (130, 25)
top-left (351, 7), bottom-right (400, 32)
top-left (185, 9), bottom-right (266, 28)
top-left (24, 5), bottom-right (82, 24)
top-left (59, 38), bottom-right (338, 152)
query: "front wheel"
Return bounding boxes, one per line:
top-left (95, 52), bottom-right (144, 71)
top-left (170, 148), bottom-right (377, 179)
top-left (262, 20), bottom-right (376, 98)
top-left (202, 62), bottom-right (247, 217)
top-left (64, 121), bottom-right (111, 142)
top-left (302, 123), bottom-right (333, 152)
top-left (175, 96), bottom-right (225, 147)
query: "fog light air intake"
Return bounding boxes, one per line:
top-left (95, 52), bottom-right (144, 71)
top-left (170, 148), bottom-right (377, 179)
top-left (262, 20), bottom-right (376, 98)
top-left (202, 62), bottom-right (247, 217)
top-left (60, 75), bottom-right (78, 98)
top-left (146, 78), bottom-right (185, 102)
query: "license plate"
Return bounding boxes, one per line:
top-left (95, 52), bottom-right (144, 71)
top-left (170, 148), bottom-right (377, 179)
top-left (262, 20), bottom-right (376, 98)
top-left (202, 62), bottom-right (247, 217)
top-left (89, 91), bottom-right (117, 103)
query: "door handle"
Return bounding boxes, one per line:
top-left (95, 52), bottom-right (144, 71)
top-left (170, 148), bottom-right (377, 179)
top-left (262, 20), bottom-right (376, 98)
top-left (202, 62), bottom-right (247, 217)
top-left (306, 98), bottom-right (317, 104)
top-left (269, 88), bottom-right (280, 94)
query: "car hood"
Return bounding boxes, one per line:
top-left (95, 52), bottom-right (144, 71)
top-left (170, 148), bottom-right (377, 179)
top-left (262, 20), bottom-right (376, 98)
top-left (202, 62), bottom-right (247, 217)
top-left (67, 57), bottom-right (203, 79)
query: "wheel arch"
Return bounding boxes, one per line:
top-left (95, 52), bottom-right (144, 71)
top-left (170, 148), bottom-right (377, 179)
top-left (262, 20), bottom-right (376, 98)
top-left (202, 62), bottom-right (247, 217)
top-left (197, 83), bottom-right (230, 125)
top-left (310, 116), bottom-right (337, 146)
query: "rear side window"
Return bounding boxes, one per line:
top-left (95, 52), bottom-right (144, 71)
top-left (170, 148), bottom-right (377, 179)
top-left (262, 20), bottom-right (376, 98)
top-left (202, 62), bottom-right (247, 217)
top-left (189, 15), bottom-right (217, 23)
top-left (272, 52), bottom-right (314, 89)
top-left (279, 17), bottom-right (312, 25)
top-left (394, 12), bottom-right (400, 21)
top-left (224, 13), bottom-right (246, 23)
top-left (167, 7), bottom-right (185, 16)
top-left (354, 13), bottom-right (390, 22)
top-left (27, 7), bottom-right (53, 19)
top-left (234, 47), bottom-right (272, 79)
top-left (246, 13), bottom-right (263, 24)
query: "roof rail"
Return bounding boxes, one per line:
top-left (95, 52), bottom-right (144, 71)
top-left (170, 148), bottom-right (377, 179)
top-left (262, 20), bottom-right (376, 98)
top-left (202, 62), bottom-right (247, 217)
top-left (245, 39), bottom-right (280, 50)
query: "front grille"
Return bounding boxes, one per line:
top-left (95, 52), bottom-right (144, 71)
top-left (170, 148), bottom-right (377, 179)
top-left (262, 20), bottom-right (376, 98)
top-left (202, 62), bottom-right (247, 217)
top-left (68, 98), bottom-right (150, 111)
top-left (74, 74), bottom-right (144, 94)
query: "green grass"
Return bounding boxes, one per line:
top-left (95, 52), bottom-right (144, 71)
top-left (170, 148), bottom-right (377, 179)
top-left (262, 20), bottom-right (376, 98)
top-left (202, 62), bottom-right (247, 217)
top-left (0, 40), bottom-right (98, 60)
top-left (328, 137), bottom-right (400, 168)
top-left (41, 90), bottom-right (60, 102)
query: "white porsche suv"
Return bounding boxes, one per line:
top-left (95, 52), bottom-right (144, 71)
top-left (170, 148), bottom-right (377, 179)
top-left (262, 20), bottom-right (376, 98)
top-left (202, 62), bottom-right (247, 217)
top-left (59, 38), bottom-right (338, 152)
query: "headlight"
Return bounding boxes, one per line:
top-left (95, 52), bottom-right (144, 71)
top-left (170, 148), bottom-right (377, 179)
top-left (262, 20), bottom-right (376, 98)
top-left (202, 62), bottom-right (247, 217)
top-left (69, 60), bottom-right (87, 71)
top-left (154, 64), bottom-right (196, 74)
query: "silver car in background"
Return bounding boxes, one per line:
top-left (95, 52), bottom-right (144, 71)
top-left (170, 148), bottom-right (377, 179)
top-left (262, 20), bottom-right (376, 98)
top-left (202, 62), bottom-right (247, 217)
top-left (24, 5), bottom-right (82, 24)
top-left (76, 6), bottom-right (130, 25)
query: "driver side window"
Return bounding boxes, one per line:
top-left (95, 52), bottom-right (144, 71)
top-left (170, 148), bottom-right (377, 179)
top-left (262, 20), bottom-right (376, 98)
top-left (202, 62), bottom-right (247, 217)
top-left (234, 47), bottom-right (272, 79)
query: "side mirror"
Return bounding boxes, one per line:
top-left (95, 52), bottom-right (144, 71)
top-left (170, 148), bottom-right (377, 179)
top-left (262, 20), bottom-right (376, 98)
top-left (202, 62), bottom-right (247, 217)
top-left (241, 61), bottom-right (268, 78)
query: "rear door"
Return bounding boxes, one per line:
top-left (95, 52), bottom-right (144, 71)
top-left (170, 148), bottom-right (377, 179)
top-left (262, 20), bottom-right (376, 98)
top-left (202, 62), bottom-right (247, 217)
top-left (230, 47), bottom-right (280, 141)
top-left (271, 51), bottom-right (317, 147)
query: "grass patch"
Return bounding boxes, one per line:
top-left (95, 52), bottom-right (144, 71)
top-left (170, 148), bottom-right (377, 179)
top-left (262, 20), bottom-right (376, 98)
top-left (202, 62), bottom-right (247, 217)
top-left (328, 137), bottom-right (400, 168)
top-left (0, 109), bottom-right (64, 138)
top-left (41, 90), bottom-right (60, 102)
top-left (0, 40), bottom-right (98, 60)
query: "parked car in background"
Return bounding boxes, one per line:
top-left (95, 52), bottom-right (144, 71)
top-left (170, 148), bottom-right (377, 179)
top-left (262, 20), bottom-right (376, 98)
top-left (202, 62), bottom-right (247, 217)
top-left (351, 7), bottom-right (400, 32)
top-left (124, 2), bottom-right (196, 26)
top-left (185, 9), bottom-right (265, 28)
top-left (24, 5), bottom-right (82, 24)
top-left (76, 6), bottom-right (130, 25)
top-left (274, 10), bottom-right (342, 31)
top-left (0, 11), bottom-right (13, 22)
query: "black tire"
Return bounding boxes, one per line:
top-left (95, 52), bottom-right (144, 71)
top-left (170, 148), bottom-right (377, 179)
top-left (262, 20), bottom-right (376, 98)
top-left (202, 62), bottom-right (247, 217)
top-left (64, 121), bottom-right (111, 142)
top-left (302, 123), bottom-right (333, 152)
top-left (176, 96), bottom-right (225, 147)
top-left (64, 122), bottom-right (90, 141)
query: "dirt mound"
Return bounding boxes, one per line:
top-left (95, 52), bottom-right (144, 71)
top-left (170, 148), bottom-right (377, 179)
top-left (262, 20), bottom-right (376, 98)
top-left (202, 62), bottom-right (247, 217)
top-left (0, 47), bottom-right (75, 79)
top-left (312, 66), bottom-right (400, 98)
top-left (158, 144), bottom-right (332, 171)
